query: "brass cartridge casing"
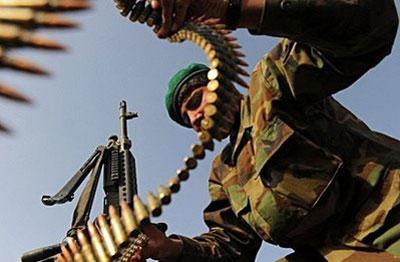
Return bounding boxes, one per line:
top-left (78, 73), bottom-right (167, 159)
top-left (0, 83), bottom-right (31, 103)
top-left (88, 222), bottom-right (110, 262)
top-left (98, 214), bottom-right (118, 257)
top-left (0, 23), bottom-right (64, 49)
top-left (109, 205), bottom-right (128, 246)
top-left (184, 156), bottom-right (197, 170)
top-left (133, 195), bottom-right (150, 225)
top-left (55, 254), bottom-right (66, 262)
top-left (60, 244), bottom-right (73, 262)
top-left (197, 131), bottom-right (214, 150)
top-left (176, 168), bottom-right (189, 181)
top-left (120, 201), bottom-right (139, 236)
top-left (147, 191), bottom-right (162, 217)
top-left (67, 238), bottom-right (84, 262)
top-left (205, 92), bottom-right (239, 118)
top-left (146, 9), bottom-right (160, 26)
top-left (168, 177), bottom-right (181, 193)
top-left (158, 185), bottom-right (171, 205)
top-left (205, 105), bottom-right (235, 127)
top-left (138, 4), bottom-right (151, 23)
top-left (191, 144), bottom-right (205, 160)
top-left (129, 0), bottom-right (145, 22)
top-left (77, 230), bottom-right (97, 262)
top-left (201, 118), bottom-right (230, 141)
top-left (200, 117), bottom-right (214, 131)
top-left (0, 0), bottom-right (90, 10)
top-left (0, 8), bottom-right (76, 28)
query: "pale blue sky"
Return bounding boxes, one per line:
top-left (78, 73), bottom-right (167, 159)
top-left (0, 1), bottom-right (399, 261)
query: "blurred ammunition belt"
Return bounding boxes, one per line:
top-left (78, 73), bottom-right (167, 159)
top-left (55, 1), bottom-right (249, 261)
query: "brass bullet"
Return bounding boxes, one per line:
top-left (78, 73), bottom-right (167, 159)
top-left (1, 55), bottom-right (49, 75)
top-left (215, 29), bottom-right (232, 35)
top-left (24, 33), bottom-right (66, 50)
top-left (202, 118), bottom-right (231, 141)
top-left (109, 205), bottom-right (128, 247)
top-left (34, 12), bottom-right (78, 28)
top-left (77, 230), bottom-right (97, 262)
top-left (67, 237), bottom-right (85, 262)
top-left (0, 23), bottom-right (65, 50)
top-left (228, 42), bottom-right (242, 49)
top-left (176, 169), bottom-right (189, 181)
top-left (234, 50), bottom-right (246, 57)
top-left (210, 57), bottom-right (249, 77)
top-left (147, 191), bottom-right (162, 217)
top-left (55, 253), bottom-right (66, 262)
top-left (204, 93), bottom-right (238, 122)
top-left (205, 90), bottom-right (239, 109)
top-left (198, 130), bottom-right (211, 144)
top-left (204, 104), bottom-right (218, 118)
top-left (210, 111), bottom-right (235, 129)
top-left (133, 195), bottom-right (150, 225)
top-left (201, 117), bottom-right (214, 131)
top-left (0, 23), bottom-right (63, 49)
top-left (88, 222), bottom-right (110, 262)
top-left (184, 156), bottom-right (197, 170)
top-left (197, 131), bottom-right (214, 150)
top-left (157, 185), bottom-right (171, 205)
top-left (0, 8), bottom-right (77, 28)
top-left (0, 83), bottom-right (30, 103)
top-left (97, 214), bottom-right (118, 257)
top-left (191, 144), bottom-right (205, 160)
top-left (168, 177), bottom-right (180, 193)
top-left (60, 244), bottom-right (73, 262)
top-left (207, 67), bottom-right (249, 88)
top-left (223, 35), bottom-right (238, 42)
top-left (207, 68), bottom-right (219, 81)
top-left (207, 77), bottom-right (236, 95)
top-left (0, 0), bottom-right (91, 11)
top-left (120, 201), bottom-right (139, 236)
top-left (129, 0), bottom-right (145, 22)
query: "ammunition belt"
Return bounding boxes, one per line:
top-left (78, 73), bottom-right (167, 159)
top-left (56, 1), bottom-right (249, 261)
top-left (0, 0), bottom-right (90, 132)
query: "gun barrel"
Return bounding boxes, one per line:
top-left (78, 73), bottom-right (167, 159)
top-left (119, 100), bottom-right (128, 144)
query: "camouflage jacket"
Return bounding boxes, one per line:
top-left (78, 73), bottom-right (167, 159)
top-left (165, 0), bottom-right (399, 261)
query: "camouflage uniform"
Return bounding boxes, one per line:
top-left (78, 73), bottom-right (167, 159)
top-left (165, 0), bottom-right (399, 261)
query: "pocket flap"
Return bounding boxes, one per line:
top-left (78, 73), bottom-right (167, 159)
top-left (225, 185), bottom-right (250, 216)
top-left (253, 117), bottom-right (295, 177)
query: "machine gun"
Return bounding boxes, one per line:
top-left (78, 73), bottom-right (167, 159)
top-left (22, 101), bottom-right (139, 262)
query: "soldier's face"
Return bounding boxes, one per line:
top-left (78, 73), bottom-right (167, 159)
top-left (181, 86), bottom-right (209, 132)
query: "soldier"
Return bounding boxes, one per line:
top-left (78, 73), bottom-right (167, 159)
top-left (130, 0), bottom-right (399, 261)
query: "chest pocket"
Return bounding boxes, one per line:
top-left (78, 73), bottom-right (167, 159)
top-left (256, 119), bottom-right (343, 210)
top-left (232, 117), bottom-right (343, 244)
top-left (251, 118), bottom-right (343, 244)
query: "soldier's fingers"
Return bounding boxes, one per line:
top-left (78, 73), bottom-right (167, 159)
top-left (158, 0), bottom-right (174, 38)
top-left (151, 0), bottom-right (161, 9)
top-left (171, 0), bottom-right (190, 32)
top-left (128, 251), bottom-right (142, 262)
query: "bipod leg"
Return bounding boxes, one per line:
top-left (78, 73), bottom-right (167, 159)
top-left (41, 146), bottom-right (105, 206)
top-left (68, 146), bottom-right (107, 238)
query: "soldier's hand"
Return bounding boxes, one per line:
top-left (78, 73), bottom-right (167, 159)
top-left (150, 0), bottom-right (229, 38)
top-left (129, 223), bottom-right (183, 261)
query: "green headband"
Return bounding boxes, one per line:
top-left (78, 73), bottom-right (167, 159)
top-left (165, 63), bottom-right (209, 127)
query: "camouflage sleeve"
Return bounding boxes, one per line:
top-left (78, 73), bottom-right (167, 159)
top-left (249, 0), bottom-right (398, 103)
top-left (161, 155), bottom-right (262, 262)
top-left (251, 0), bottom-right (398, 58)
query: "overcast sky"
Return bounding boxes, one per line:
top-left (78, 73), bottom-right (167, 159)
top-left (0, 1), bottom-right (399, 261)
